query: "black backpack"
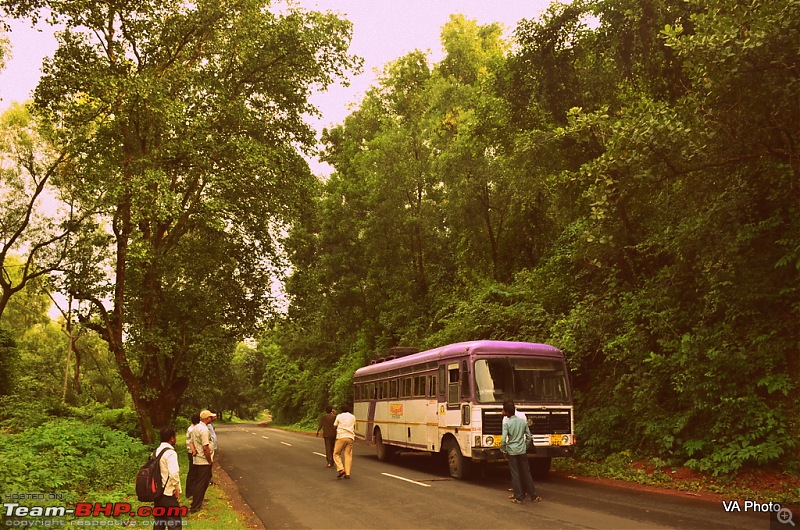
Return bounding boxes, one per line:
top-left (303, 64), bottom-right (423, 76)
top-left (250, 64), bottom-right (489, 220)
top-left (135, 447), bottom-right (171, 502)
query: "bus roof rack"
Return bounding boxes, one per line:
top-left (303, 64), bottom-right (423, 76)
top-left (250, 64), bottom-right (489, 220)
top-left (387, 347), bottom-right (419, 357)
top-left (370, 347), bottom-right (419, 364)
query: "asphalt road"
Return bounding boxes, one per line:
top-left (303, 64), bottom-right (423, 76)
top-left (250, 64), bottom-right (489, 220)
top-left (215, 423), bottom-right (773, 529)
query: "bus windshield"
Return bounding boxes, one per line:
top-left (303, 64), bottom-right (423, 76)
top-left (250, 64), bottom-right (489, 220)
top-left (474, 358), bottom-right (569, 403)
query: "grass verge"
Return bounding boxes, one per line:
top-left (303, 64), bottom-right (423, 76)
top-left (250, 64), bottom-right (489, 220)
top-left (67, 432), bottom-right (258, 529)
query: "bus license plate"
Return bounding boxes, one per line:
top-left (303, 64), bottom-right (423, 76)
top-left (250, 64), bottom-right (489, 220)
top-left (550, 435), bottom-right (562, 446)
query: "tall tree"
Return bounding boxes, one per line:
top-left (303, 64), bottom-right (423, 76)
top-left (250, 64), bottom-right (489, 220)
top-left (0, 104), bottom-right (77, 320)
top-left (429, 15), bottom-right (525, 282)
top-left (0, 27), bottom-right (8, 70)
top-left (2, 0), bottom-right (359, 441)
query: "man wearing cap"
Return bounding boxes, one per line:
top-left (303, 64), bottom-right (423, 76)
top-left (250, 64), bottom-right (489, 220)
top-left (189, 410), bottom-right (216, 513)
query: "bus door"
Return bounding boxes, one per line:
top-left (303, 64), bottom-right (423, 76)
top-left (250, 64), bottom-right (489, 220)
top-left (425, 373), bottom-right (438, 452)
top-left (366, 399), bottom-right (376, 442)
top-left (443, 362), bottom-right (464, 427)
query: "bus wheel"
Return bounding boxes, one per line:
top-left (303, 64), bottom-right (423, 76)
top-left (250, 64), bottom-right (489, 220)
top-left (530, 457), bottom-right (551, 478)
top-left (446, 439), bottom-right (472, 480)
top-left (375, 429), bottom-right (395, 462)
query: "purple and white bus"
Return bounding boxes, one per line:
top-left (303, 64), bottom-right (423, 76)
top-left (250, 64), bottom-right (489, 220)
top-left (352, 340), bottom-right (575, 479)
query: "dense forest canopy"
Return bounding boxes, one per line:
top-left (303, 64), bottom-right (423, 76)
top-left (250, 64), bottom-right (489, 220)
top-left (277, 1), bottom-right (800, 474)
top-left (0, 0), bottom-right (797, 475)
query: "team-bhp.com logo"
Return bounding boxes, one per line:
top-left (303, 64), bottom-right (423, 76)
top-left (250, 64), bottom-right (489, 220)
top-left (3, 502), bottom-right (187, 523)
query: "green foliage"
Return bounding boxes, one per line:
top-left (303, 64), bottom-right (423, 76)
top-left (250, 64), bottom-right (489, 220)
top-left (0, 394), bottom-right (56, 433)
top-left (70, 404), bottom-right (141, 439)
top-left (0, 418), bottom-right (148, 501)
top-left (274, 0), bottom-right (800, 478)
top-left (0, 327), bottom-right (17, 395)
top-left (1, 0), bottom-right (361, 439)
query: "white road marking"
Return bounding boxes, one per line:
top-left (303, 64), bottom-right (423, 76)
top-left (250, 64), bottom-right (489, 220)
top-left (262, 436), bottom-right (269, 439)
top-left (280, 441), bottom-right (292, 447)
top-left (313, 452), bottom-right (326, 458)
top-left (381, 472), bottom-right (432, 488)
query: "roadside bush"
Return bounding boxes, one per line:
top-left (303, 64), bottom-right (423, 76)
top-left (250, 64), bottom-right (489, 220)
top-left (0, 419), bottom-right (148, 502)
top-left (0, 328), bottom-right (18, 396)
top-left (0, 395), bottom-right (63, 433)
top-left (72, 404), bottom-right (141, 439)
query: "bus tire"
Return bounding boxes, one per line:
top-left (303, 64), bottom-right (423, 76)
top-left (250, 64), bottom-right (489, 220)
top-left (445, 439), bottom-right (472, 480)
top-left (530, 457), bottom-right (551, 478)
top-left (375, 429), bottom-right (395, 462)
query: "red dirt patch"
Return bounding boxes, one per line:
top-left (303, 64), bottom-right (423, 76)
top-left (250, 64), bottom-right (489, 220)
top-left (667, 466), bottom-right (704, 481)
top-left (733, 466), bottom-right (799, 494)
top-left (556, 463), bottom-right (800, 513)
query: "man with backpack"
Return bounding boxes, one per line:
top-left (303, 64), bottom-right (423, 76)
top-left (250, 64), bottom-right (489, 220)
top-left (154, 427), bottom-right (182, 528)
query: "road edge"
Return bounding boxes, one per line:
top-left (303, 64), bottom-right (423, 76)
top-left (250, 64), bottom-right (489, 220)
top-left (214, 454), bottom-right (267, 530)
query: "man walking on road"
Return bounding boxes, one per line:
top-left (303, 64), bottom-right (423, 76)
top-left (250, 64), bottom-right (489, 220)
top-left (501, 401), bottom-right (541, 505)
top-left (316, 406), bottom-right (337, 468)
top-left (333, 404), bottom-right (356, 479)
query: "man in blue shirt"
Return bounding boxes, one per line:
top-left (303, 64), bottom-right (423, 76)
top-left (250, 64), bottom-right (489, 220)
top-left (501, 401), bottom-right (541, 504)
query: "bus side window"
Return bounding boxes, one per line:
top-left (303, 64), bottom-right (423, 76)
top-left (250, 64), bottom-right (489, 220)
top-left (401, 378), bottom-right (412, 398)
top-left (438, 365), bottom-right (446, 396)
top-left (429, 376), bottom-right (436, 397)
top-left (414, 376), bottom-right (425, 397)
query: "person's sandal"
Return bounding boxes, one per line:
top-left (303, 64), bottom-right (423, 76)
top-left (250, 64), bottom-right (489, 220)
top-left (510, 498), bottom-right (523, 504)
top-left (532, 496), bottom-right (542, 503)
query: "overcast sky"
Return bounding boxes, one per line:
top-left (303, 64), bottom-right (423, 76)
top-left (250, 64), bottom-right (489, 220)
top-left (0, 0), bottom-right (556, 173)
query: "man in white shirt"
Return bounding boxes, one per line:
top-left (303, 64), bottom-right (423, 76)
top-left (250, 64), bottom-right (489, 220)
top-left (333, 404), bottom-right (356, 479)
top-left (154, 427), bottom-right (182, 528)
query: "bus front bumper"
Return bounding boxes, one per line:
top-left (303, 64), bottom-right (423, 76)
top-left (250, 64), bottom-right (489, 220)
top-left (471, 445), bottom-right (575, 461)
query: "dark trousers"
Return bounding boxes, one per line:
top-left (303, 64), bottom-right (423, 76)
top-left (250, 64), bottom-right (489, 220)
top-left (190, 464), bottom-right (212, 512)
top-left (508, 454), bottom-right (537, 501)
top-left (154, 494), bottom-right (182, 528)
top-left (185, 453), bottom-right (196, 497)
top-left (323, 436), bottom-right (336, 465)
